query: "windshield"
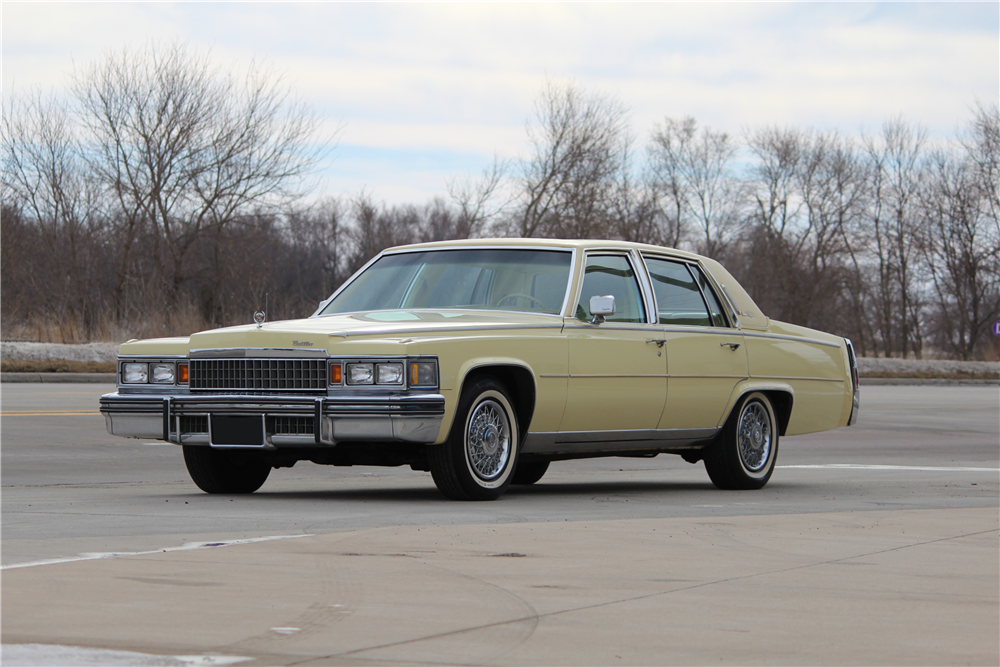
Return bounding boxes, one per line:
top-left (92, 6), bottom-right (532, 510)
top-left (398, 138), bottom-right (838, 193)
top-left (320, 249), bottom-right (572, 316)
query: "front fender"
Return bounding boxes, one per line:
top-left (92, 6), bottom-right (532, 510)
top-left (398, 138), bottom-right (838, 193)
top-left (436, 357), bottom-right (544, 446)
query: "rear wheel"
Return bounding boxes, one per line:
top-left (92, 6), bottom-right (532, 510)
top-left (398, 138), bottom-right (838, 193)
top-left (704, 392), bottom-right (778, 490)
top-left (512, 459), bottom-right (549, 485)
top-left (429, 377), bottom-right (519, 500)
top-left (183, 446), bottom-right (271, 494)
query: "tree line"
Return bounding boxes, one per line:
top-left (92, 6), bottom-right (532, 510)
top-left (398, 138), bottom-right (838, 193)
top-left (3, 44), bottom-right (998, 359)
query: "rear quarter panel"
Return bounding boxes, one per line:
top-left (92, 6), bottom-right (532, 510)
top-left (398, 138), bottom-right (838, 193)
top-left (744, 321), bottom-right (852, 435)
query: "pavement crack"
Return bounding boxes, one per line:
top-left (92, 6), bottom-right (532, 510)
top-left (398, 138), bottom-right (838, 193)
top-left (286, 527), bottom-right (997, 665)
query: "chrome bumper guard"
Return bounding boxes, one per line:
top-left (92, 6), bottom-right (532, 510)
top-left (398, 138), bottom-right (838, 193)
top-left (100, 392), bottom-right (446, 448)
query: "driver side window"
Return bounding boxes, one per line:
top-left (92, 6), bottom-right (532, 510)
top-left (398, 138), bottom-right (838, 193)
top-left (575, 254), bottom-right (646, 323)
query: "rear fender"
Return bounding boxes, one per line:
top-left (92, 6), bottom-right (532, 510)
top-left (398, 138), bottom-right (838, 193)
top-left (719, 381), bottom-right (795, 436)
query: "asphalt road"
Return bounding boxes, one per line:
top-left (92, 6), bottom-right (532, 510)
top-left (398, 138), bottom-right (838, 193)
top-left (2, 383), bottom-right (998, 666)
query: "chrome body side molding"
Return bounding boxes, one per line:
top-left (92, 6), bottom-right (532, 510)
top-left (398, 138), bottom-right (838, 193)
top-left (522, 427), bottom-right (719, 454)
top-left (741, 331), bottom-right (843, 349)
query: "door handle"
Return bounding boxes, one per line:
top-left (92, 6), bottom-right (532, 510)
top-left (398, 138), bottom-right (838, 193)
top-left (720, 342), bottom-right (741, 351)
top-left (645, 339), bottom-right (666, 348)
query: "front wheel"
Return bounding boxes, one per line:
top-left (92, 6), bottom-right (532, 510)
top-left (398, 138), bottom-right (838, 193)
top-left (703, 392), bottom-right (779, 490)
top-left (183, 446), bottom-right (271, 494)
top-left (428, 377), bottom-right (519, 500)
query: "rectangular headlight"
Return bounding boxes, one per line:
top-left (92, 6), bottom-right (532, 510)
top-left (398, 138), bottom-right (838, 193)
top-left (347, 362), bottom-right (374, 385)
top-left (150, 363), bottom-right (175, 384)
top-left (376, 363), bottom-right (404, 385)
top-left (409, 360), bottom-right (437, 387)
top-left (122, 363), bottom-right (149, 384)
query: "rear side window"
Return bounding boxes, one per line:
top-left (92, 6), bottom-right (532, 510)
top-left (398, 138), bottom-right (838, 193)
top-left (690, 265), bottom-right (728, 327)
top-left (644, 257), bottom-right (715, 326)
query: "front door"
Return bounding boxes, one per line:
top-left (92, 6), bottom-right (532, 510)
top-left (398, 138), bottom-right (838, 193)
top-left (559, 253), bottom-right (667, 434)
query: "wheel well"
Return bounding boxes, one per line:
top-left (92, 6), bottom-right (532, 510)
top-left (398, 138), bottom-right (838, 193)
top-left (761, 390), bottom-right (793, 436)
top-left (461, 365), bottom-right (536, 441)
top-left (725, 390), bottom-right (793, 437)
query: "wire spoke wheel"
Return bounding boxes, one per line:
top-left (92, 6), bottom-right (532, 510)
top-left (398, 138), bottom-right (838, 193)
top-left (467, 399), bottom-right (511, 481)
top-left (737, 401), bottom-right (772, 472)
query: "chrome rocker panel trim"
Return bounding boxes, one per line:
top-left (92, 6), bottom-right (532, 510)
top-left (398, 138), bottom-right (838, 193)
top-left (522, 427), bottom-right (720, 454)
top-left (100, 392), bottom-right (445, 448)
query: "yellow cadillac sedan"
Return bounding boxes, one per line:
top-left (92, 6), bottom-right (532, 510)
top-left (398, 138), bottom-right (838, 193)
top-left (100, 239), bottom-right (860, 500)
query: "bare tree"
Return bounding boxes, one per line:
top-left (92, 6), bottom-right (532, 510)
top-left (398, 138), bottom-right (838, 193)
top-left (447, 155), bottom-right (507, 238)
top-left (862, 117), bottom-right (928, 357)
top-left (649, 117), bottom-right (741, 255)
top-left (512, 81), bottom-right (628, 239)
top-left (921, 107), bottom-right (1000, 359)
top-left (71, 42), bottom-right (327, 309)
top-left (607, 131), bottom-right (662, 245)
top-left (2, 88), bottom-right (109, 337)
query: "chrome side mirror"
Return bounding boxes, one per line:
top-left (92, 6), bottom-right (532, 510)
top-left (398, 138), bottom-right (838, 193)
top-left (589, 295), bottom-right (615, 325)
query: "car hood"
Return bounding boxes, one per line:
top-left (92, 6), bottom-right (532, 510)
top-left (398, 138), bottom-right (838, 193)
top-left (120, 310), bottom-right (564, 355)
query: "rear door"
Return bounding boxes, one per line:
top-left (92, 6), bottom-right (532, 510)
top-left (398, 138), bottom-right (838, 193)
top-left (642, 256), bottom-right (748, 430)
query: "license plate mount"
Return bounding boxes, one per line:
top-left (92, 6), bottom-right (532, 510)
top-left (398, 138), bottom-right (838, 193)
top-left (211, 415), bottom-right (265, 447)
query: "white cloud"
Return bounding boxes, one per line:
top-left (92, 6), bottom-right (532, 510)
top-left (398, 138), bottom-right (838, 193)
top-left (2, 2), bottom-right (996, 203)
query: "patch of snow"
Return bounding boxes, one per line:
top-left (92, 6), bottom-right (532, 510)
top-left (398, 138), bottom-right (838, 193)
top-left (0, 645), bottom-right (251, 667)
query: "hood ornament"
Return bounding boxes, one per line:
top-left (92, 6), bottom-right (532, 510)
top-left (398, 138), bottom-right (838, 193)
top-left (254, 311), bottom-right (266, 329)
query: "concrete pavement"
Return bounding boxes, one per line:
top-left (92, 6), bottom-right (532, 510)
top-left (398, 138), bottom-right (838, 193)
top-left (3, 507), bottom-right (996, 665)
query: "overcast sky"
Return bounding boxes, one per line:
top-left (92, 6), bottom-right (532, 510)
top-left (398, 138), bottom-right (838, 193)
top-left (3, 2), bottom-right (997, 204)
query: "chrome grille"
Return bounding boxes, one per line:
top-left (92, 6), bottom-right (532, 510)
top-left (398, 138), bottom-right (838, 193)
top-left (180, 415), bottom-right (208, 434)
top-left (190, 358), bottom-right (326, 391)
top-left (273, 416), bottom-right (314, 435)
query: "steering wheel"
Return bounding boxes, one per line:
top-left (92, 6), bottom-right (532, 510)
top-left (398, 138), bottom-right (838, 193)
top-left (496, 293), bottom-right (548, 309)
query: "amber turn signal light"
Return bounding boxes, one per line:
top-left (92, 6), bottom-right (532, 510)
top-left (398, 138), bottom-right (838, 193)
top-left (178, 363), bottom-right (189, 384)
top-left (329, 363), bottom-right (342, 385)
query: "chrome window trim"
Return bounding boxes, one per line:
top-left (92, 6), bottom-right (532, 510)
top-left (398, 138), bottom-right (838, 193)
top-left (562, 324), bottom-right (662, 333)
top-left (570, 249), bottom-right (652, 325)
top-left (641, 253), bottom-right (738, 329)
top-left (641, 252), bottom-right (741, 328)
top-left (629, 249), bottom-right (658, 325)
top-left (685, 263), bottom-right (724, 328)
top-left (313, 246), bottom-right (578, 320)
top-left (717, 284), bottom-right (743, 329)
top-left (640, 254), bottom-right (724, 329)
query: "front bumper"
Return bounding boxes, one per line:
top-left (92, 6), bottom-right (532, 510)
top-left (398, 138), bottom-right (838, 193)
top-left (99, 392), bottom-right (446, 448)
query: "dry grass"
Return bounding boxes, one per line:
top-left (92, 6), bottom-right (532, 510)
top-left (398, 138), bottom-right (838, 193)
top-left (1, 306), bottom-right (228, 344)
top-left (1, 359), bottom-right (116, 373)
